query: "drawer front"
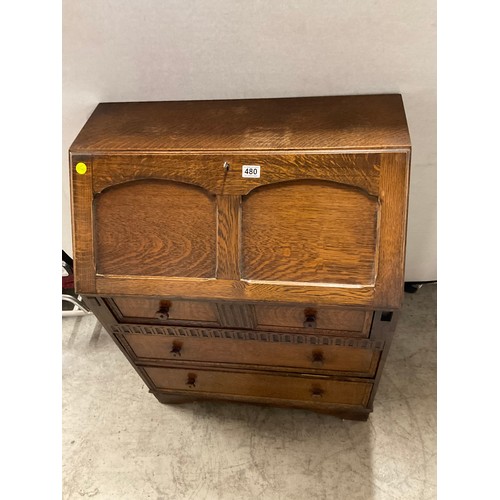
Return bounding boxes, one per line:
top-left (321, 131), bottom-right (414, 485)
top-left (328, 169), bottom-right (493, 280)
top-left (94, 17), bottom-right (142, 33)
top-left (144, 366), bottom-right (372, 407)
top-left (122, 334), bottom-right (380, 377)
top-left (254, 304), bottom-right (372, 337)
top-left (109, 297), bottom-right (219, 326)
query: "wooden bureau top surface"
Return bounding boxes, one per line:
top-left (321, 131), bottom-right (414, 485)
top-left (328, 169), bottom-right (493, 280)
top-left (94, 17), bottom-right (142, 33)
top-left (70, 94), bottom-right (410, 153)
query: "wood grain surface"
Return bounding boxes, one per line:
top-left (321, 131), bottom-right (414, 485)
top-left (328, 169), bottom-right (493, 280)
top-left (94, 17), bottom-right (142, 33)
top-left (144, 366), bottom-right (373, 406)
top-left (151, 390), bottom-right (372, 419)
top-left (70, 154), bottom-right (96, 293)
top-left (123, 334), bottom-right (380, 377)
top-left (94, 179), bottom-right (217, 278)
top-left (111, 296), bottom-right (219, 323)
top-left (216, 195), bottom-right (240, 279)
top-left (216, 302), bottom-right (257, 328)
top-left (366, 310), bottom-right (399, 409)
top-left (241, 180), bottom-right (379, 284)
top-left (91, 153), bottom-right (381, 197)
top-left (373, 153), bottom-right (410, 308)
top-left (253, 304), bottom-right (372, 334)
top-left (110, 323), bottom-right (385, 349)
top-left (95, 275), bottom-right (375, 306)
top-left (70, 95), bottom-right (410, 153)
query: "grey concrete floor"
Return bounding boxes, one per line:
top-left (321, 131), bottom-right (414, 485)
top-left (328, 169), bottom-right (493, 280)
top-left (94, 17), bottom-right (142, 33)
top-left (62, 284), bottom-right (436, 500)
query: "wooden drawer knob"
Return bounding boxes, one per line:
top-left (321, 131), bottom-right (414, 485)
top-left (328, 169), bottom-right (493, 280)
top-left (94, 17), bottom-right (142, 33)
top-left (186, 374), bottom-right (197, 388)
top-left (170, 342), bottom-right (182, 357)
top-left (311, 387), bottom-right (324, 399)
top-left (303, 308), bottom-right (317, 328)
top-left (154, 302), bottom-right (170, 321)
top-left (312, 351), bottom-right (324, 367)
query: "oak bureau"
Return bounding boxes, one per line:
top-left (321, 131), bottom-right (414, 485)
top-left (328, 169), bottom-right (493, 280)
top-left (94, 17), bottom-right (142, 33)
top-left (69, 94), bottom-right (411, 420)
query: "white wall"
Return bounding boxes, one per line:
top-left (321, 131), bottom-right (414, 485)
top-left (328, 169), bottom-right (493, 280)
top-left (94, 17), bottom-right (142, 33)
top-left (63, 0), bottom-right (436, 281)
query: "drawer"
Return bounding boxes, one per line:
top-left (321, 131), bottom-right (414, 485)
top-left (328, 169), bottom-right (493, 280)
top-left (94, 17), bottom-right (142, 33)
top-left (121, 333), bottom-right (381, 377)
top-left (144, 366), bottom-right (373, 407)
top-left (108, 297), bottom-right (219, 326)
top-left (253, 304), bottom-right (372, 337)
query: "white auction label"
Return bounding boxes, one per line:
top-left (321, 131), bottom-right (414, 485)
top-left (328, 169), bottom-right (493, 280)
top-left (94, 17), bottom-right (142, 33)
top-left (242, 165), bottom-right (261, 178)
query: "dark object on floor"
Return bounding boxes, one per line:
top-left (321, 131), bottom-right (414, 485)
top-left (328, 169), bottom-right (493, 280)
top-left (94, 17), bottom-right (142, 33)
top-left (62, 250), bottom-right (75, 297)
top-left (63, 250), bottom-right (90, 314)
top-left (405, 281), bottom-right (437, 293)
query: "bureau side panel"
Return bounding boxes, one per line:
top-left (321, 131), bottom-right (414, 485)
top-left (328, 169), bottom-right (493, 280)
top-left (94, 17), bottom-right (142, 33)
top-left (70, 154), bottom-right (96, 293)
top-left (373, 153), bottom-right (411, 308)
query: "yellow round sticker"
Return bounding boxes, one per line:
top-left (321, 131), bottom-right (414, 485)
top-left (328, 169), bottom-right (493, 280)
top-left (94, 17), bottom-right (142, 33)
top-left (75, 162), bottom-right (87, 175)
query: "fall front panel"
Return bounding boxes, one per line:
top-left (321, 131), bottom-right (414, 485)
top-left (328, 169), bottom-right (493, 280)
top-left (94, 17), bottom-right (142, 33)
top-left (93, 179), bottom-right (217, 278)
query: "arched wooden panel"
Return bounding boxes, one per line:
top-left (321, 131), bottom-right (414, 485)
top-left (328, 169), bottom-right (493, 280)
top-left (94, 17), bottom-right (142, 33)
top-left (94, 179), bottom-right (216, 278)
top-left (241, 180), bottom-right (379, 285)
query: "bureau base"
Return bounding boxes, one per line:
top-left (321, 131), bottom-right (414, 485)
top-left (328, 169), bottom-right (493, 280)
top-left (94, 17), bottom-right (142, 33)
top-left (152, 390), bottom-right (372, 421)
